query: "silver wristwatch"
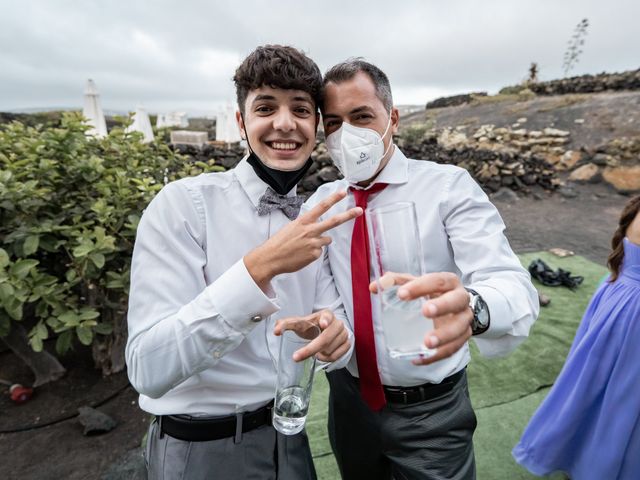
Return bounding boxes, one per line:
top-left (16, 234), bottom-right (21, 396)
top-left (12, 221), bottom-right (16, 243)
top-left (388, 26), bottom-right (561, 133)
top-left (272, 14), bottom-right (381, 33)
top-left (466, 288), bottom-right (490, 335)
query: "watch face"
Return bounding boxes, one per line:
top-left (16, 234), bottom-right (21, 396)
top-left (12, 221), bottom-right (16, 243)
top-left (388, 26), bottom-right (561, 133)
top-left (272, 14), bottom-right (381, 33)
top-left (467, 288), bottom-right (490, 334)
top-left (477, 304), bottom-right (490, 327)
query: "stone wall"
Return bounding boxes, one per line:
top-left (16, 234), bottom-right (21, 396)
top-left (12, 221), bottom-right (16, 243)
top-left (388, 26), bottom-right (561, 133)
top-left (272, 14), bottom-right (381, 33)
top-left (174, 125), bottom-right (640, 196)
top-left (511, 69), bottom-right (640, 96)
top-left (426, 92), bottom-right (487, 110)
top-left (397, 127), bottom-right (559, 193)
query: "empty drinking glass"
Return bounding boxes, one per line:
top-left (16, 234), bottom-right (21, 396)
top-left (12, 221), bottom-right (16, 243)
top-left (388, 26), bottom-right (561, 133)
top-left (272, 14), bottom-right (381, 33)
top-left (273, 320), bottom-right (321, 435)
top-left (367, 201), bottom-right (435, 359)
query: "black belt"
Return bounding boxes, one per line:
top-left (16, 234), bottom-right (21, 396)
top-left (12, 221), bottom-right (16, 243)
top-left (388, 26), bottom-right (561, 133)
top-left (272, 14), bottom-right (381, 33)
top-left (383, 369), bottom-right (465, 405)
top-left (159, 401), bottom-right (273, 442)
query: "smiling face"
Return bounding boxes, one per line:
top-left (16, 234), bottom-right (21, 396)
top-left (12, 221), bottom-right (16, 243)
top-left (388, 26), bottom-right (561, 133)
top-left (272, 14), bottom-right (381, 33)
top-left (236, 86), bottom-right (319, 171)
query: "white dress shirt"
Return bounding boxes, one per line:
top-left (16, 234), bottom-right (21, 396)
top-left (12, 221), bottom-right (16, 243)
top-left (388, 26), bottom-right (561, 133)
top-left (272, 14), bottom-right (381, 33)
top-left (304, 147), bottom-right (539, 387)
top-left (126, 158), bottom-right (352, 416)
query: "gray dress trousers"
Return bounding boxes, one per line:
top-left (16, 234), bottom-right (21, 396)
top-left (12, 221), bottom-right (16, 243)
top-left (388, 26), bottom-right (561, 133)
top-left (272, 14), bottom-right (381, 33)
top-left (144, 420), bottom-right (317, 480)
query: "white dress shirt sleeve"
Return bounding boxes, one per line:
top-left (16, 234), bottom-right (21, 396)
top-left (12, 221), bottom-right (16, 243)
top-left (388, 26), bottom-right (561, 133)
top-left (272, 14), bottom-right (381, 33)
top-left (312, 247), bottom-right (354, 371)
top-left (125, 182), bottom-right (280, 399)
top-left (443, 169), bottom-right (540, 357)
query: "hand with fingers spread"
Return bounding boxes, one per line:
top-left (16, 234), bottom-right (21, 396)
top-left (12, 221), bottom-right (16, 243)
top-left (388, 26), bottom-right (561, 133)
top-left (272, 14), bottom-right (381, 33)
top-left (245, 190), bottom-right (362, 291)
top-left (274, 309), bottom-right (351, 363)
top-left (370, 271), bottom-right (473, 366)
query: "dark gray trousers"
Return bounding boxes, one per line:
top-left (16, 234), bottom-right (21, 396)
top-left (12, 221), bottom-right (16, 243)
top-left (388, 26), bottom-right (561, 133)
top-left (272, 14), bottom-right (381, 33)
top-left (144, 418), bottom-right (317, 480)
top-left (327, 369), bottom-right (477, 480)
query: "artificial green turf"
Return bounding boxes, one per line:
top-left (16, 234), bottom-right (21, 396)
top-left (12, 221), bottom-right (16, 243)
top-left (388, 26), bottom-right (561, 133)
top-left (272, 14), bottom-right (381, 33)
top-left (467, 251), bottom-right (607, 408)
top-left (474, 387), bottom-right (566, 480)
top-left (306, 252), bottom-right (607, 480)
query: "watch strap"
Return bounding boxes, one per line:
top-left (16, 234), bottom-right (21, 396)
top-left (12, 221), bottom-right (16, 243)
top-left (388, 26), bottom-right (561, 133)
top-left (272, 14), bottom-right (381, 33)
top-left (465, 288), bottom-right (490, 335)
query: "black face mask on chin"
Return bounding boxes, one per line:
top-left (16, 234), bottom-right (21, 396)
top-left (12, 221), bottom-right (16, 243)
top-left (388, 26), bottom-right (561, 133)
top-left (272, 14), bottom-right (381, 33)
top-left (246, 151), bottom-right (312, 195)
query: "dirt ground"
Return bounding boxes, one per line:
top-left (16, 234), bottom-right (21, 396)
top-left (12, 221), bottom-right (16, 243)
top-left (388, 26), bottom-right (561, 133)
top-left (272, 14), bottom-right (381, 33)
top-left (0, 181), bottom-right (633, 480)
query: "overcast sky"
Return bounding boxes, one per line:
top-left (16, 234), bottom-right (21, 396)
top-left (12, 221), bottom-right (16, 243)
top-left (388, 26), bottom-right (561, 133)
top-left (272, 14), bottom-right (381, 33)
top-left (1, 0), bottom-right (638, 115)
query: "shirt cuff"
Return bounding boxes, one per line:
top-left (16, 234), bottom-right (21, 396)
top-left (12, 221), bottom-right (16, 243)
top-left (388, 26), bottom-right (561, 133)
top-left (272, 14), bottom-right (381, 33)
top-left (205, 258), bottom-right (280, 335)
top-left (470, 285), bottom-right (512, 339)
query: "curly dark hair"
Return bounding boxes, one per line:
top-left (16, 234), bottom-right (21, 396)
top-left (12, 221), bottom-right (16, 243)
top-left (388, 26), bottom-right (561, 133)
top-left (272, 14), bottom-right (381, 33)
top-left (607, 195), bottom-right (640, 281)
top-left (233, 45), bottom-right (322, 115)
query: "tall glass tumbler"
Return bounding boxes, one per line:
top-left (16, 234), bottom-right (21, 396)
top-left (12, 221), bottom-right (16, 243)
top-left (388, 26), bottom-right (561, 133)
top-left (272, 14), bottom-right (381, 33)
top-left (273, 320), bottom-right (321, 435)
top-left (367, 201), bottom-right (435, 359)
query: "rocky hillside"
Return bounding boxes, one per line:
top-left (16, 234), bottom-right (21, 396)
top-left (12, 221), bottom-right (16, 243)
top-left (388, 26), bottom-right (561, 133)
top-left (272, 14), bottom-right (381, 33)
top-left (400, 89), bottom-right (640, 194)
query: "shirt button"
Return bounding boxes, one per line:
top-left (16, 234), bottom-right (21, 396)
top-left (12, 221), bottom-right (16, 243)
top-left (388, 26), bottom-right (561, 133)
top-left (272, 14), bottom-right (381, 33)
top-left (251, 315), bottom-right (262, 323)
top-left (212, 351), bottom-right (221, 359)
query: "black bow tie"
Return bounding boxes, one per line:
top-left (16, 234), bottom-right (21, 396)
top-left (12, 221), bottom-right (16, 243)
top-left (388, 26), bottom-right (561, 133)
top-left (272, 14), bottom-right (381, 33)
top-left (257, 187), bottom-right (304, 220)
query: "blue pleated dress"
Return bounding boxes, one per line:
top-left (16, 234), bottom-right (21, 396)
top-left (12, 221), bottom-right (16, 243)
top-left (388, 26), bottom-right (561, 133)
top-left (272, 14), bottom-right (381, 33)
top-left (513, 237), bottom-right (640, 480)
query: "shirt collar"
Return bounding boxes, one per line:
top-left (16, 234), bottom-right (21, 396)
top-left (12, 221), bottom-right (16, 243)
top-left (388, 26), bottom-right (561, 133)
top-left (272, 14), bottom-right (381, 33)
top-left (234, 156), bottom-right (298, 208)
top-left (351, 145), bottom-right (409, 191)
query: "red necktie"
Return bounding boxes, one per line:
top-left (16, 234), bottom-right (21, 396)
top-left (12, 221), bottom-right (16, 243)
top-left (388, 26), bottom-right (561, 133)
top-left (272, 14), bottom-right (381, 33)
top-left (350, 183), bottom-right (388, 411)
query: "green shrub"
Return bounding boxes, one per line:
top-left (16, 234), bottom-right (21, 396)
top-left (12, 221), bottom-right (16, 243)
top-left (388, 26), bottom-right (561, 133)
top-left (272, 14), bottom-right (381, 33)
top-left (0, 112), bottom-right (221, 372)
top-left (498, 85), bottom-right (525, 95)
top-left (400, 121), bottom-right (434, 146)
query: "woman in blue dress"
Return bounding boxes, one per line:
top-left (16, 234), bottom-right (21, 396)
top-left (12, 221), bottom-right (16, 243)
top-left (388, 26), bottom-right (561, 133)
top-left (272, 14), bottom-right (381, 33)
top-left (513, 195), bottom-right (640, 479)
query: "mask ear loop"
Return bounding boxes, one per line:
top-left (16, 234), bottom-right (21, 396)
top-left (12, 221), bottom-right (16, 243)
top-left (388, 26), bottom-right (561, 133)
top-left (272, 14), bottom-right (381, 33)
top-left (379, 110), bottom-right (395, 159)
top-left (240, 112), bottom-right (255, 154)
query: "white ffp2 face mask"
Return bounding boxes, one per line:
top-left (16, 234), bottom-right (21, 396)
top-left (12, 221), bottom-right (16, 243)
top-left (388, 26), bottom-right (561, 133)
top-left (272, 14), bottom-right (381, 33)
top-left (325, 113), bottom-right (393, 183)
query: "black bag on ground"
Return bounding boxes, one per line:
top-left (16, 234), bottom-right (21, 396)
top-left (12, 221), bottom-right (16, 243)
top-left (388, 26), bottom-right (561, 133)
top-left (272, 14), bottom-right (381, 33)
top-left (528, 259), bottom-right (584, 290)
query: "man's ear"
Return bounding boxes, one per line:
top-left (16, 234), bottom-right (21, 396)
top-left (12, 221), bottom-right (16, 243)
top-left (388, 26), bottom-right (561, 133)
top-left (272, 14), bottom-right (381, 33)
top-left (390, 107), bottom-right (400, 135)
top-left (235, 110), bottom-right (246, 140)
top-left (315, 112), bottom-right (320, 131)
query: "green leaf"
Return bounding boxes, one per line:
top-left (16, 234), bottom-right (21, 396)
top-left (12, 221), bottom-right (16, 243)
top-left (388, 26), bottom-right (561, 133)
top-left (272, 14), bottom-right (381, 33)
top-left (4, 298), bottom-right (23, 321)
top-left (36, 300), bottom-right (50, 318)
top-left (76, 325), bottom-right (93, 345)
top-left (30, 335), bottom-right (43, 352)
top-left (65, 269), bottom-right (77, 282)
top-left (56, 330), bottom-right (73, 355)
top-left (59, 311), bottom-right (80, 326)
top-left (0, 283), bottom-right (14, 302)
top-left (36, 321), bottom-right (48, 340)
top-left (0, 248), bottom-right (9, 268)
top-left (38, 235), bottom-right (61, 253)
top-left (78, 309), bottom-right (100, 320)
top-left (89, 253), bottom-right (105, 269)
top-left (94, 323), bottom-right (113, 335)
top-left (45, 316), bottom-right (59, 328)
top-left (10, 259), bottom-right (39, 279)
top-left (94, 226), bottom-right (106, 245)
top-left (72, 242), bottom-right (94, 258)
top-left (23, 234), bottom-right (40, 255)
top-left (106, 278), bottom-right (124, 289)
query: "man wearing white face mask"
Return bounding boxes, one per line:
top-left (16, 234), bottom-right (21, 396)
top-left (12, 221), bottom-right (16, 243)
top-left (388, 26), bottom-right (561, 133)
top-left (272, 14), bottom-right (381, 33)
top-left (303, 59), bottom-right (539, 479)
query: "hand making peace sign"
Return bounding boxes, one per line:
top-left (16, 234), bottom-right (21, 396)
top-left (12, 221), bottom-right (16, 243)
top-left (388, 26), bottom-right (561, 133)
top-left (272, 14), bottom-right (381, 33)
top-left (245, 190), bottom-right (362, 290)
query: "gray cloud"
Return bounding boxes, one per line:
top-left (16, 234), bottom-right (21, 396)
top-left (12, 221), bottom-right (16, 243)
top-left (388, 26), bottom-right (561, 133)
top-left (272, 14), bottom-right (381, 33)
top-left (1, 0), bottom-right (638, 113)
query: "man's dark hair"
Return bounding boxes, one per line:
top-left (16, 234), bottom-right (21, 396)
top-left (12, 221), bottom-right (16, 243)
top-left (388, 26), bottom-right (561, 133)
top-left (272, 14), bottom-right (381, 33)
top-left (322, 58), bottom-right (393, 111)
top-left (233, 45), bottom-right (322, 114)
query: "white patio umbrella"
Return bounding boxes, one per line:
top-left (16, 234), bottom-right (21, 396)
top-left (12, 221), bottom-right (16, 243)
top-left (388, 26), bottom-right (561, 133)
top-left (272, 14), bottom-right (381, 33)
top-left (82, 79), bottom-right (107, 138)
top-left (215, 103), bottom-right (241, 143)
top-left (125, 104), bottom-right (154, 143)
